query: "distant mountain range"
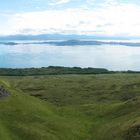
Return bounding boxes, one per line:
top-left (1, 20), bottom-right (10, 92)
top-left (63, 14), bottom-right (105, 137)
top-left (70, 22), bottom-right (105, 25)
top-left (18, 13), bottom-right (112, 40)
top-left (0, 34), bottom-right (140, 47)
top-left (1, 39), bottom-right (140, 47)
top-left (0, 34), bottom-right (140, 41)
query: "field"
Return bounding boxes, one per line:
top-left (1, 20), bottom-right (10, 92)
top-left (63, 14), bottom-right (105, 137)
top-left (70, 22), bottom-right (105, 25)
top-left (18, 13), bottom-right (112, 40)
top-left (0, 74), bottom-right (140, 140)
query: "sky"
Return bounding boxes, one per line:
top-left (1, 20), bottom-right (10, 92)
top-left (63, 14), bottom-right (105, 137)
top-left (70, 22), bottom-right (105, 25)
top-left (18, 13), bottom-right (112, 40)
top-left (0, 0), bottom-right (140, 36)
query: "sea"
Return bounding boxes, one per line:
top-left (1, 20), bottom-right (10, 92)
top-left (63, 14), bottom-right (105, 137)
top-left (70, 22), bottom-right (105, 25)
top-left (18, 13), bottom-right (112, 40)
top-left (0, 40), bottom-right (140, 71)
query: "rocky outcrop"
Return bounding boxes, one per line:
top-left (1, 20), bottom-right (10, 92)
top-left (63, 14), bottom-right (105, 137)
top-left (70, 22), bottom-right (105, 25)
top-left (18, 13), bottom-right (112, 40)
top-left (0, 86), bottom-right (10, 98)
top-left (125, 124), bottom-right (140, 140)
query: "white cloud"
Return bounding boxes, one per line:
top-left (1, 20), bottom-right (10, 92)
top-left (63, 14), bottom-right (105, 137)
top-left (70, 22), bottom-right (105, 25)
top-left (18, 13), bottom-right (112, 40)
top-left (1, 3), bottom-right (140, 36)
top-left (86, 0), bottom-right (119, 7)
top-left (48, 0), bottom-right (71, 5)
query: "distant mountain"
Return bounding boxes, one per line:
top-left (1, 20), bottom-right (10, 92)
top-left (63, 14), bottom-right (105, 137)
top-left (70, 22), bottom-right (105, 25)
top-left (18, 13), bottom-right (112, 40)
top-left (0, 34), bottom-right (138, 41)
top-left (48, 40), bottom-right (140, 46)
top-left (1, 39), bottom-right (140, 47)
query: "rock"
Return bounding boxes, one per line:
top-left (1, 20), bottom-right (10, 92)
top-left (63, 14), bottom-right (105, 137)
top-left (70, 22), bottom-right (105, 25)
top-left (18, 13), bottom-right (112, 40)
top-left (0, 85), bottom-right (10, 98)
top-left (126, 124), bottom-right (140, 140)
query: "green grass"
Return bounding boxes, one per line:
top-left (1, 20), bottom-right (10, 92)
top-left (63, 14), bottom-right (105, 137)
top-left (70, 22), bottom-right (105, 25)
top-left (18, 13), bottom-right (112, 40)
top-left (0, 74), bottom-right (140, 140)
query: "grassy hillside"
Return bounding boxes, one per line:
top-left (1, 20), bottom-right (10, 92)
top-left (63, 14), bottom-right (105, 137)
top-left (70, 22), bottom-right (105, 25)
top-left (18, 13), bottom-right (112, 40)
top-left (0, 74), bottom-right (140, 140)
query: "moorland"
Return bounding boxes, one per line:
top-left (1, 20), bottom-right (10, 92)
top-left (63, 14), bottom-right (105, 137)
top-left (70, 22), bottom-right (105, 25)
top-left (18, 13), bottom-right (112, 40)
top-left (0, 67), bottom-right (140, 140)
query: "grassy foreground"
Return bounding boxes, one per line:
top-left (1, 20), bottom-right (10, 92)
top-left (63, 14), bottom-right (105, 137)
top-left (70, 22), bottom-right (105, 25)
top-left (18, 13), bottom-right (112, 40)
top-left (0, 74), bottom-right (140, 140)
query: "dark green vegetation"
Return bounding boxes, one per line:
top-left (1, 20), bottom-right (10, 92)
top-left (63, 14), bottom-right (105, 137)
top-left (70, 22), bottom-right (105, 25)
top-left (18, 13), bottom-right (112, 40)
top-left (0, 66), bottom-right (110, 76)
top-left (0, 66), bottom-right (139, 76)
top-left (0, 74), bottom-right (140, 140)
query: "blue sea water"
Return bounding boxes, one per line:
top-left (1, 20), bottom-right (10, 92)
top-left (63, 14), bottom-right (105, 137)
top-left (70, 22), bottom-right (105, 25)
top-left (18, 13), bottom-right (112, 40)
top-left (0, 40), bottom-right (140, 71)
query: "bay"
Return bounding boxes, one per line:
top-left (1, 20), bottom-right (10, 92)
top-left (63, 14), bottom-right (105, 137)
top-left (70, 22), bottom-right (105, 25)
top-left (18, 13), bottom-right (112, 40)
top-left (0, 41), bottom-right (140, 71)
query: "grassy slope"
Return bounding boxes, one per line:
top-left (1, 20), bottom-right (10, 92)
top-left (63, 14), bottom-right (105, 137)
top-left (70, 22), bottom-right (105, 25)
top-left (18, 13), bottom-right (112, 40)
top-left (0, 74), bottom-right (140, 140)
top-left (0, 80), bottom-right (89, 140)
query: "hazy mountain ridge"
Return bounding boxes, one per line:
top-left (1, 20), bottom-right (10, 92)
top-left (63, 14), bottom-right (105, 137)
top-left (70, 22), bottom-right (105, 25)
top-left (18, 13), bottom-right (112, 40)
top-left (0, 34), bottom-right (139, 41)
top-left (1, 39), bottom-right (140, 47)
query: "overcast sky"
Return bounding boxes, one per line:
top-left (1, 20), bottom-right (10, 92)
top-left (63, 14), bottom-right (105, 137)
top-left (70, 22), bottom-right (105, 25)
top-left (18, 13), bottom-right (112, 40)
top-left (0, 0), bottom-right (140, 36)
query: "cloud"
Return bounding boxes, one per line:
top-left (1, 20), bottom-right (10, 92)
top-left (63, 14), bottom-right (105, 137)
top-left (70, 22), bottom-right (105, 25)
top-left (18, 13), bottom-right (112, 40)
top-left (86, 0), bottom-right (119, 7)
top-left (48, 0), bottom-right (71, 5)
top-left (1, 3), bottom-right (140, 36)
